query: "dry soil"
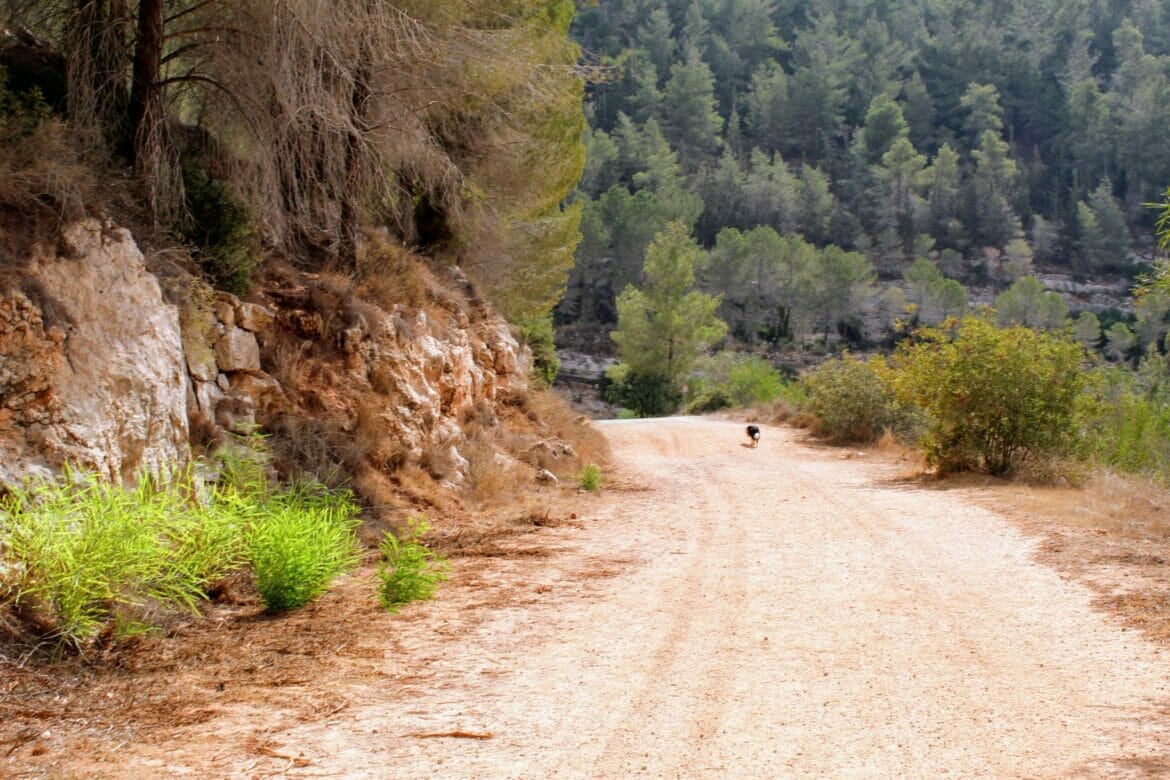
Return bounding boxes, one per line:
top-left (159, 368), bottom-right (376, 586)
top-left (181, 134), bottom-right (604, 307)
top-left (5, 417), bottom-right (1170, 777)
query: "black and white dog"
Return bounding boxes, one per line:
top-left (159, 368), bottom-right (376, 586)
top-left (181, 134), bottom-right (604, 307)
top-left (746, 425), bottom-right (761, 448)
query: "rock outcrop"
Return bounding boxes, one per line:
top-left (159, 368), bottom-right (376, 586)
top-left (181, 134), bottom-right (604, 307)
top-left (255, 268), bottom-right (530, 485)
top-left (0, 221), bottom-right (534, 494)
top-left (0, 220), bottom-right (188, 483)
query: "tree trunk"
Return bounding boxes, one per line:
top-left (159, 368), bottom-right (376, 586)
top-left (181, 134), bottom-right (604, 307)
top-left (129, 0), bottom-right (167, 219)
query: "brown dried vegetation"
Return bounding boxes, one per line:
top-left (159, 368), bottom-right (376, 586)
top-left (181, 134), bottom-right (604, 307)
top-left (251, 255), bottom-right (608, 542)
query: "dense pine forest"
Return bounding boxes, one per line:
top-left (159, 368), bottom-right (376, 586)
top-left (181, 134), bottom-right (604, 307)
top-left (559, 0), bottom-right (1170, 351)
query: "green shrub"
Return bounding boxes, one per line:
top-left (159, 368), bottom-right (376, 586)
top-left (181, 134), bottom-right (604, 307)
top-left (603, 363), bottom-right (678, 417)
top-left (685, 387), bottom-right (733, 413)
top-left (578, 463), bottom-right (604, 491)
top-left (1077, 367), bottom-right (1170, 481)
top-left (889, 317), bottom-right (1086, 476)
top-left (0, 469), bottom-right (245, 647)
top-left (515, 313), bottom-right (560, 387)
top-left (726, 356), bottom-right (786, 404)
top-left (181, 157), bottom-right (256, 295)
top-left (246, 483), bottom-right (362, 611)
top-left (683, 353), bottom-right (790, 412)
top-left (377, 517), bottom-right (449, 612)
top-left (801, 354), bottom-right (908, 444)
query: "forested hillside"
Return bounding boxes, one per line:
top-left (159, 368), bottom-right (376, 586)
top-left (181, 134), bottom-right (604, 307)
top-left (560, 0), bottom-right (1170, 349)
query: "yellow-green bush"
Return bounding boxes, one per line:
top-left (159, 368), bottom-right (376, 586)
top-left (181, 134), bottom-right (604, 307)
top-left (889, 318), bottom-right (1086, 475)
top-left (801, 353), bottom-right (910, 444)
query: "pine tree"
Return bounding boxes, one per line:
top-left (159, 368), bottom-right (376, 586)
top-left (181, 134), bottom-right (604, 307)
top-left (1076, 179), bottom-right (1129, 271)
top-left (611, 221), bottom-right (728, 386)
top-left (661, 46), bottom-right (724, 169)
top-left (862, 93), bottom-right (910, 164)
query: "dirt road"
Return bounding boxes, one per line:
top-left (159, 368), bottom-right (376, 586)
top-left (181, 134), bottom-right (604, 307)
top-left (14, 417), bottom-right (1170, 777)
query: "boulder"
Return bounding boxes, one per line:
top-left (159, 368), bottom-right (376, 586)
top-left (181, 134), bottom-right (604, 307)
top-left (236, 301), bottom-right (275, 332)
top-left (215, 326), bottom-right (261, 372)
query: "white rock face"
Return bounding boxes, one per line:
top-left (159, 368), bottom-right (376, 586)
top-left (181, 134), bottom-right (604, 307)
top-left (0, 220), bottom-right (189, 483)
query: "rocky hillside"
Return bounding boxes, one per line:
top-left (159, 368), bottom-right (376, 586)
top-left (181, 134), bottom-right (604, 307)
top-left (0, 219), bottom-right (605, 530)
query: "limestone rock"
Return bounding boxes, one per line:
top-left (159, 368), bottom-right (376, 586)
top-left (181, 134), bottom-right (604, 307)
top-left (213, 297), bottom-right (236, 328)
top-left (178, 302), bottom-right (220, 383)
top-left (228, 371), bottom-right (288, 426)
top-left (215, 326), bottom-right (261, 372)
top-left (236, 301), bottom-right (275, 332)
top-left (0, 219), bottom-right (189, 483)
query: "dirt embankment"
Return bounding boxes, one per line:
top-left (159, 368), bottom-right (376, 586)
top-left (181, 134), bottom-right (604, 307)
top-left (4, 418), bottom-right (1170, 777)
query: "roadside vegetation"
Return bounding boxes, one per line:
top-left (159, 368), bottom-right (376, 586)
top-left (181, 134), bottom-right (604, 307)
top-left (377, 518), bottom-right (450, 613)
top-left (0, 436), bottom-right (451, 650)
top-left (601, 193), bottom-right (1170, 486)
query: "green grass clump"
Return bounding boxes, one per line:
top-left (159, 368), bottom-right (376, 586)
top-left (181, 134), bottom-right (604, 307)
top-left (246, 483), bottom-right (362, 612)
top-left (578, 463), bottom-right (604, 491)
top-left (377, 518), bottom-right (449, 612)
top-left (0, 468), bottom-right (245, 647)
top-left (0, 436), bottom-right (367, 645)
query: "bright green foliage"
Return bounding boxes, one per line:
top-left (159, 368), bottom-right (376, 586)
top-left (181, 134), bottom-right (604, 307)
top-left (889, 318), bottom-right (1086, 476)
top-left (1077, 367), bottom-right (1170, 481)
top-left (377, 518), bottom-right (449, 613)
top-left (245, 484), bottom-right (361, 612)
top-left (801, 354), bottom-right (909, 444)
top-left (578, 464), bottom-right (604, 492)
top-left (0, 468), bottom-right (246, 648)
top-left (1153, 187), bottom-right (1170, 251)
top-left (514, 313), bottom-right (560, 387)
top-left (683, 352), bottom-right (788, 412)
top-left (611, 221), bottom-right (728, 391)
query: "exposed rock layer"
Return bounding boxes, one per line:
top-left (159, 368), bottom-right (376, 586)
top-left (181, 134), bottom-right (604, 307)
top-left (0, 221), bottom-right (531, 490)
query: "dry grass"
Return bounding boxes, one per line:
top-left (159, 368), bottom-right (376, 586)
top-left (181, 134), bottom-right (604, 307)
top-left (521, 389), bottom-right (612, 471)
top-left (355, 230), bottom-right (426, 310)
top-left (461, 434), bottom-right (523, 506)
top-left (0, 119), bottom-right (98, 236)
top-left (353, 397), bottom-right (407, 472)
top-left (749, 397), bottom-right (814, 429)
